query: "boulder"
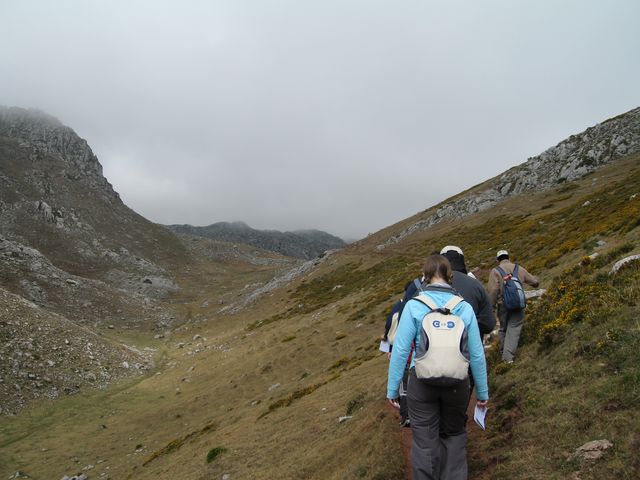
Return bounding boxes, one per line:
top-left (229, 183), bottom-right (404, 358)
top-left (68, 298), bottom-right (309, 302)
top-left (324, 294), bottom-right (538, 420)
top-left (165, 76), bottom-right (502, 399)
top-left (571, 439), bottom-right (613, 462)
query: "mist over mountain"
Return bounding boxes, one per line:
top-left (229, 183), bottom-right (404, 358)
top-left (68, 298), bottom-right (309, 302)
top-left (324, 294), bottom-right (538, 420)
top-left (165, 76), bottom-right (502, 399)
top-left (167, 221), bottom-right (346, 259)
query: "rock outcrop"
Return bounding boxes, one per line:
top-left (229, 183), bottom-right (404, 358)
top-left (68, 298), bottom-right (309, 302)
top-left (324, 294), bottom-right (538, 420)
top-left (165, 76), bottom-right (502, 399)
top-left (224, 250), bottom-right (335, 313)
top-left (0, 107), bottom-right (115, 199)
top-left (377, 107), bottom-right (640, 249)
top-left (0, 235), bottom-right (175, 329)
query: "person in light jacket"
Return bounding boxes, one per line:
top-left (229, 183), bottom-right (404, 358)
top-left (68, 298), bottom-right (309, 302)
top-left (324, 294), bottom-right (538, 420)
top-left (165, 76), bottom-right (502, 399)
top-left (387, 255), bottom-right (489, 480)
top-left (487, 249), bottom-right (539, 362)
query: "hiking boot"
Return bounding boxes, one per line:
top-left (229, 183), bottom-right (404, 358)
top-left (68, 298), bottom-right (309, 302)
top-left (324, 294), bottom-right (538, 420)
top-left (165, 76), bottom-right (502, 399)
top-left (399, 417), bottom-right (411, 428)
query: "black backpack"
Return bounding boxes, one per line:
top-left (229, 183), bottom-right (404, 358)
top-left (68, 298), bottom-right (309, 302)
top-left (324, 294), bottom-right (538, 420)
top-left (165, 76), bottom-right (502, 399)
top-left (496, 264), bottom-right (526, 311)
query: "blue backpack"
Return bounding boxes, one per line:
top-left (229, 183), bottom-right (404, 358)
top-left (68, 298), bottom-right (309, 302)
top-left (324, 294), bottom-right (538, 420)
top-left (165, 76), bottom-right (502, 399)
top-left (496, 264), bottom-right (526, 311)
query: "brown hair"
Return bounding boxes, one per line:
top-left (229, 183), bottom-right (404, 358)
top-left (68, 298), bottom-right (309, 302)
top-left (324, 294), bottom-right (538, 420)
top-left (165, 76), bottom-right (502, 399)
top-left (422, 254), bottom-right (453, 284)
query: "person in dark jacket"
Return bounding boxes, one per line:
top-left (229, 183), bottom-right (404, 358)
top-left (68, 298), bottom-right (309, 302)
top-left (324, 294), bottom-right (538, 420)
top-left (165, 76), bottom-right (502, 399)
top-left (402, 276), bottom-right (425, 304)
top-left (440, 246), bottom-right (495, 335)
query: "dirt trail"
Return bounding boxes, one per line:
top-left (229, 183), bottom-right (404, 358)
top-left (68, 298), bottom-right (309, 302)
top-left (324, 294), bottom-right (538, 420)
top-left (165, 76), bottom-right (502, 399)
top-left (400, 426), bottom-right (413, 480)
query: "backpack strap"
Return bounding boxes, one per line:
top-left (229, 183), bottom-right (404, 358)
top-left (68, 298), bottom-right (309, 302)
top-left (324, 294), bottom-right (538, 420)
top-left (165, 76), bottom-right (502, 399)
top-left (513, 264), bottom-right (520, 278)
top-left (495, 266), bottom-right (511, 280)
top-left (442, 295), bottom-right (464, 312)
top-left (413, 294), bottom-right (464, 314)
top-left (412, 293), bottom-right (439, 311)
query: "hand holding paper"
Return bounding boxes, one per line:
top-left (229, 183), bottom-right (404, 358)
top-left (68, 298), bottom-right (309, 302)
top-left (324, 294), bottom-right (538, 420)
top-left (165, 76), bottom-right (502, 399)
top-left (474, 403), bottom-right (487, 430)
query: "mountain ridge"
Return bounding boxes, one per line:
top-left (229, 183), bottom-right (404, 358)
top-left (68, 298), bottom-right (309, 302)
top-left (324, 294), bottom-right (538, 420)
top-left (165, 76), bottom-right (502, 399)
top-left (166, 221), bottom-right (346, 259)
top-left (375, 106), bottom-right (640, 250)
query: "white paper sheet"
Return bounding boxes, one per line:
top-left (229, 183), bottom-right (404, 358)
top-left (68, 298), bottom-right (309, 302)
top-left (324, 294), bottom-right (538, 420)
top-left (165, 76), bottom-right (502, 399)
top-left (379, 340), bottom-right (391, 353)
top-left (474, 404), bottom-right (487, 430)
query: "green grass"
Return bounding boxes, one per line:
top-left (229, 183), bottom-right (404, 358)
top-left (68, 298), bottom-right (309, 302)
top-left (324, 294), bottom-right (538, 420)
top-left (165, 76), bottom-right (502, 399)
top-left (469, 261), bottom-right (640, 479)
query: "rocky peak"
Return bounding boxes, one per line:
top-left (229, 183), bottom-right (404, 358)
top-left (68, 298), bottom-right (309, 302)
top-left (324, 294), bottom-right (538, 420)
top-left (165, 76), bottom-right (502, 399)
top-left (0, 106), bottom-right (187, 288)
top-left (0, 105), bottom-right (116, 200)
top-left (378, 107), bottom-right (640, 249)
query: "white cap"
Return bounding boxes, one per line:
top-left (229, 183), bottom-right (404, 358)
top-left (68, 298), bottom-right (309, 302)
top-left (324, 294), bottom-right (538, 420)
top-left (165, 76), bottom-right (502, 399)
top-left (440, 245), bottom-right (463, 255)
top-left (496, 249), bottom-right (509, 259)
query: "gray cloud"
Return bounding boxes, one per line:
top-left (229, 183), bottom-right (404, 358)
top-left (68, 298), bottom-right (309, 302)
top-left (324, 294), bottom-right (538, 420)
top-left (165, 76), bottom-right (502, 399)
top-left (1, 0), bottom-right (639, 239)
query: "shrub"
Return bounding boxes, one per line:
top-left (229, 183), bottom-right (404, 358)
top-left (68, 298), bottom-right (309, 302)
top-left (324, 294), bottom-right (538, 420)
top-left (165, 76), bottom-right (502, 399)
top-left (206, 446), bottom-right (227, 463)
top-left (346, 393), bottom-right (365, 415)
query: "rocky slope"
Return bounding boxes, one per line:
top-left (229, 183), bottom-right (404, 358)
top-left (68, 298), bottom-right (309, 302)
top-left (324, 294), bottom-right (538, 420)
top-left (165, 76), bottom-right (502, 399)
top-left (0, 286), bottom-right (152, 415)
top-left (0, 107), bottom-right (190, 413)
top-left (0, 106), bottom-right (187, 280)
top-left (0, 234), bottom-right (175, 329)
top-left (0, 107), bottom-right (190, 322)
top-left (167, 221), bottom-right (346, 259)
top-left (0, 106), bottom-right (318, 416)
top-left (377, 107), bottom-right (640, 249)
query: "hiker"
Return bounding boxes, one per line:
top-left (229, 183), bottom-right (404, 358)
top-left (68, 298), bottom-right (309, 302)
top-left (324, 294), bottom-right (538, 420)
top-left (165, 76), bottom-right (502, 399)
top-left (383, 283), bottom-right (417, 427)
top-left (383, 298), bottom-right (404, 347)
top-left (387, 255), bottom-right (489, 480)
top-left (384, 278), bottom-right (423, 349)
top-left (402, 275), bottom-right (425, 303)
top-left (487, 249), bottom-right (539, 363)
top-left (440, 246), bottom-right (495, 336)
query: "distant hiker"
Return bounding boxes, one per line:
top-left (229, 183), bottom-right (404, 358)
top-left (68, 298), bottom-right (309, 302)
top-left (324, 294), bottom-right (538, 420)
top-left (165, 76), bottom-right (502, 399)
top-left (488, 250), bottom-right (539, 363)
top-left (383, 298), bottom-right (404, 347)
top-left (383, 282), bottom-right (419, 427)
top-left (440, 246), bottom-right (495, 336)
top-left (387, 255), bottom-right (489, 480)
top-left (385, 278), bottom-right (423, 349)
top-left (402, 275), bottom-right (425, 303)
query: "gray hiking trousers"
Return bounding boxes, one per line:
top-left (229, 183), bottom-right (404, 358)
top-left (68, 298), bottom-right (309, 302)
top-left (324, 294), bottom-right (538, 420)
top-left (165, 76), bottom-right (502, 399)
top-left (498, 304), bottom-right (525, 362)
top-left (407, 369), bottom-right (470, 480)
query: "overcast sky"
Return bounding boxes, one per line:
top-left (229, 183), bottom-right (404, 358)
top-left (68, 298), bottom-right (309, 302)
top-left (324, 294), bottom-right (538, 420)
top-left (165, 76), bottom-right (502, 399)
top-left (1, 1), bottom-right (639, 239)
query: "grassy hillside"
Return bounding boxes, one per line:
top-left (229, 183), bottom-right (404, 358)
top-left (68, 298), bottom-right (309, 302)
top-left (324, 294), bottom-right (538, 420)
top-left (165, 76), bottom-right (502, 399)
top-left (469, 252), bottom-right (640, 479)
top-left (1, 153), bottom-right (639, 479)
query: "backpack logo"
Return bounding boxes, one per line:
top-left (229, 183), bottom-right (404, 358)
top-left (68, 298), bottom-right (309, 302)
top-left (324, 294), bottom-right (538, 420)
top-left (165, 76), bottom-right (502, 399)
top-left (432, 320), bottom-right (455, 329)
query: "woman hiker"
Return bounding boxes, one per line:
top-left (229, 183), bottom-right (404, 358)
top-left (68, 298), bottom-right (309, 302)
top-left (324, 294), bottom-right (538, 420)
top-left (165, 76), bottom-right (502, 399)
top-left (387, 254), bottom-right (489, 480)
